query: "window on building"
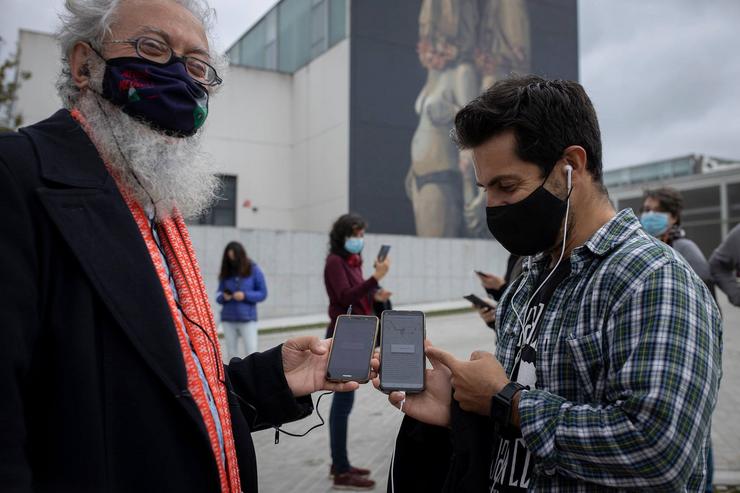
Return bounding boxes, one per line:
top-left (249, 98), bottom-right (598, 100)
top-left (727, 181), bottom-right (740, 231)
top-left (265, 8), bottom-right (278, 70)
top-left (278, 0), bottom-right (311, 72)
top-left (230, 0), bottom-right (347, 73)
top-left (681, 186), bottom-right (721, 257)
top-left (329, 0), bottom-right (347, 47)
top-left (311, 0), bottom-right (328, 59)
top-left (239, 20), bottom-right (266, 67)
top-left (196, 175), bottom-right (237, 226)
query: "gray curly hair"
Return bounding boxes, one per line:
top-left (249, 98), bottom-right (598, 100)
top-left (56, 0), bottom-right (225, 108)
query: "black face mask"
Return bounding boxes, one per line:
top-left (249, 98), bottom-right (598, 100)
top-left (485, 169), bottom-right (569, 256)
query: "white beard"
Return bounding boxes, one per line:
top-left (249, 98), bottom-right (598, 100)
top-left (74, 61), bottom-right (219, 221)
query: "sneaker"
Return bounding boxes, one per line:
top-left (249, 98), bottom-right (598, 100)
top-left (329, 465), bottom-right (371, 478)
top-left (332, 472), bottom-right (375, 490)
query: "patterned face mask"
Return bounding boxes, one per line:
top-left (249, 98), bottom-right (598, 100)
top-left (100, 57), bottom-right (209, 137)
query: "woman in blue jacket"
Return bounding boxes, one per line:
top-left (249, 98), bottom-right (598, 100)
top-left (216, 242), bottom-right (268, 358)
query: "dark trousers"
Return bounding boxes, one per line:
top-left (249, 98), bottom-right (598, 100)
top-left (706, 442), bottom-right (714, 492)
top-left (329, 390), bottom-right (355, 473)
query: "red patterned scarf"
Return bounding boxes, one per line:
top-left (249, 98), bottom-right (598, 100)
top-left (71, 109), bottom-right (242, 493)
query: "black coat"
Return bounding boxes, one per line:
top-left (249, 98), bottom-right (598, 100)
top-left (0, 110), bottom-right (313, 493)
top-left (386, 401), bottom-right (492, 492)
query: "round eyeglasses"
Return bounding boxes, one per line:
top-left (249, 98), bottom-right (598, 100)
top-left (103, 36), bottom-right (222, 87)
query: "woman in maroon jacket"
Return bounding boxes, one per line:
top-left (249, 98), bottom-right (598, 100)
top-left (324, 213), bottom-right (391, 490)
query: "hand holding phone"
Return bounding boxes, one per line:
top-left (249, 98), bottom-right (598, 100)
top-left (474, 270), bottom-right (506, 291)
top-left (379, 310), bottom-right (426, 394)
top-left (464, 294), bottom-right (496, 310)
top-left (373, 257), bottom-right (391, 281)
top-left (326, 315), bottom-right (379, 383)
top-left (377, 244), bottom-right (391, 262)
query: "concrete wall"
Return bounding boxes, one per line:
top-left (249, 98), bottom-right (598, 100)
top-left (290, 39), bottom-right (350, 233)
top-left (188, 225), bottom-right (509, 321)
top-left (14, 30), bottom-right (62, 127)
top-left (201, 66), bottom-right (295, 230)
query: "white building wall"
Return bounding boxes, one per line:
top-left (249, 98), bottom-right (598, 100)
top-left (201, 66), bottom-right (294, 230)
top-left (14, 30), bottom-right (63, 126)
top-left (189, 226), bottom-right (510, 321)
top-left (289, 39), bottom-right (350, 233)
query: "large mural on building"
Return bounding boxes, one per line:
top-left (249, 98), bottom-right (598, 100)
top-left (349, 0), bottom-right (578, 237)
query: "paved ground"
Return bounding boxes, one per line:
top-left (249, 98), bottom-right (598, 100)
top-left (238, 296), bottom-right (740, 492)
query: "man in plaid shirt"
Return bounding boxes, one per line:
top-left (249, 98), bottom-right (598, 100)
top-left (375, 75), bottom-right (722, 492)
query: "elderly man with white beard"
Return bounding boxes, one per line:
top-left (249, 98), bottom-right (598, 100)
top-left (0, 1), bottom-right (360, 492)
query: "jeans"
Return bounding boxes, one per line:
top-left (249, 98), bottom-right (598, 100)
top-left (222, 320), bottom-right (258, 360)
top-left (329, 390), bottom-right (355, 474)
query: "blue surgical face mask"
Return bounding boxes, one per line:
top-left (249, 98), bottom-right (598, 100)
top-left (640, 211), bottom-right (671, 237)
top-left (344, 237), bottom-right (364, 254)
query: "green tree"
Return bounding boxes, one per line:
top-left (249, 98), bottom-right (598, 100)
top-left (0, 36), bottom-right (32, 132)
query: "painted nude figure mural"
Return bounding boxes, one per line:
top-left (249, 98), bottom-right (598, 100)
top-left (408, 0), bottom-right (531, 238)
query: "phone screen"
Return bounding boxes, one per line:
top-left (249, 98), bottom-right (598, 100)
top-left (326, 315), bottom-right (378, 382)
top-left (380, 311), bottom-right (425, 393)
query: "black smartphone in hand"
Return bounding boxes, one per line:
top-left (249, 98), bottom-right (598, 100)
top-left (223, 289), bottom-right (233, 296)
top-left (377, 244), bottom-right (391, 262)
top-left (464, 294), bottom-right (495, 310)
top-left (379, 310), bottom-right (425, 394)
top-left (326, 315), bottom-right (379, 383)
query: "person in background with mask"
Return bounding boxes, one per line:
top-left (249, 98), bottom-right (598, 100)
top-left (375, 75), bottom-right (721, 492)
top-left (216, 241), bottom-right (267, 359)
top-left (0, 1), bottom-right (360, 491)
top-left (641, 187), bottom-right (715, 294)
top-left (324, 213), bottom-right (391, 490)
top-left (710, 223), bottom-right (740, 307)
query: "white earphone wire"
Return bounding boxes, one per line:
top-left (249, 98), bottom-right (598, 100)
top-left (508, 165), bottom-right (573, 375)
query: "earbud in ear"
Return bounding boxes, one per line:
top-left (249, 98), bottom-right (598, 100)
top-left (565, 164), bottom-right (573, 192)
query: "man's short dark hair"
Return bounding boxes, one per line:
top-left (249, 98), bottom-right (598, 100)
top-left (453, 75), bottom-right (604, 185)
top-left (643, 187), bottom-right (684, 225)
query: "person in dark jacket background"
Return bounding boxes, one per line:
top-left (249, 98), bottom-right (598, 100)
top-left (217, 241), bottom-right (267, 358)
top-left (710, 223), bottom-right (740, 307)
top-left (324, 213), bottom-right (391, 490)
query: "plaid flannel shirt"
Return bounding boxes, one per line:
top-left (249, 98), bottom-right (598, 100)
top-left (496, 209), bottom-right (723, 492)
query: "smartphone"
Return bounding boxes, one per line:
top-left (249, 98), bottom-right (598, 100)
top-left (464, 294), bottom-right (495, 310)
top-left (326, 315), bottom-right (379, 383)
top-left (474, 270), bottom-right (489, 277)
top-left (223, 289), bottom-right (233, 296)
top-left (379, 310), bottom-right (426, 394)
top-left (377, 244), bottom-right (391, 262)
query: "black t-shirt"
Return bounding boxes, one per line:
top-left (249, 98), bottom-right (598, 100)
top-left (488, 260), bottom-right (571, 492)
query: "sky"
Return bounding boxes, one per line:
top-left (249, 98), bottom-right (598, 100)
top-left (1, 0), bottom-right (739, 171)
